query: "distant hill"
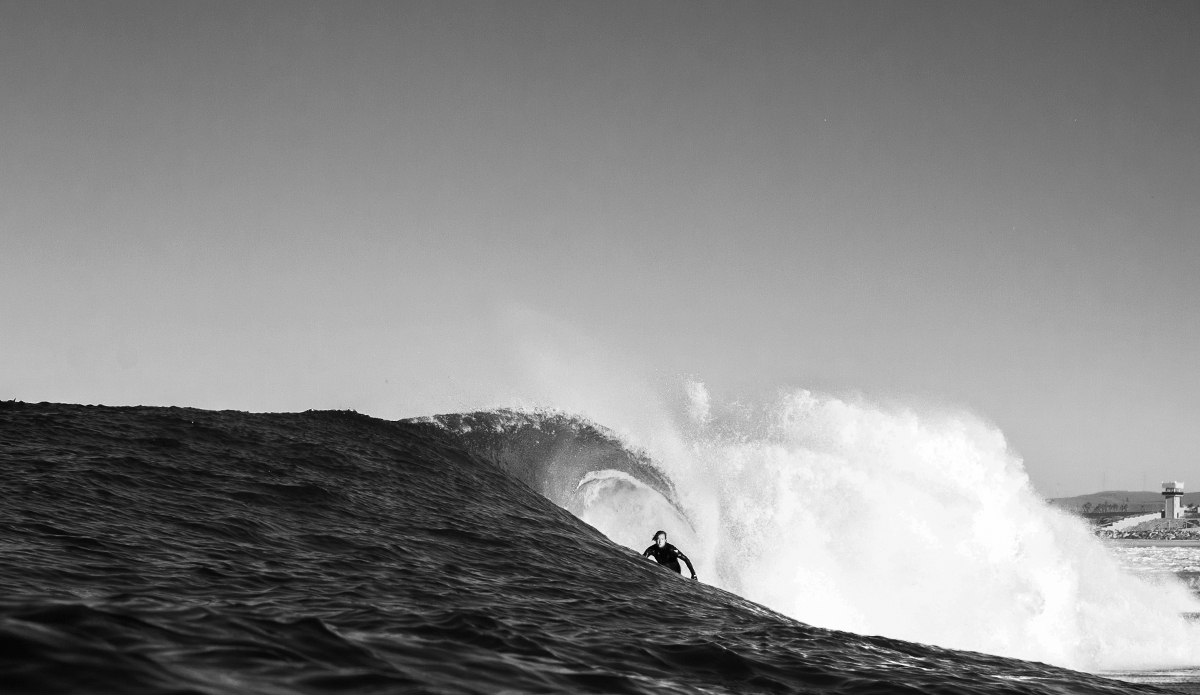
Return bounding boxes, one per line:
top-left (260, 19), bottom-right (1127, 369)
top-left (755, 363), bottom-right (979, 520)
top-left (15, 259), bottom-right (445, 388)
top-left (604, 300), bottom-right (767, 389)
top-left (1047, 490), bottom-right (1200, 513)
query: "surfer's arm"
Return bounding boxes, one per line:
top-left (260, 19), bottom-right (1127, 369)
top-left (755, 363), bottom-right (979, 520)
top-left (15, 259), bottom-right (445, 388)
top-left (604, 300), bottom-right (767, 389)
top-left (676, 550), bottom-right (697, 579)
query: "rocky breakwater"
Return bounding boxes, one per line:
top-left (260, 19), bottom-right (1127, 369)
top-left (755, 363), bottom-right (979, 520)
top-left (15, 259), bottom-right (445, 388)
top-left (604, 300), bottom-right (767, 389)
top-left (1097, 518), bottom-right (1200, 541)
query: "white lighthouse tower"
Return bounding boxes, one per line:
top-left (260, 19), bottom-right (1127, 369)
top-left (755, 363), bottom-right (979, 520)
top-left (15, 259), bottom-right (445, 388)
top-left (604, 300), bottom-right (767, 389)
top-left (1163, 481), bottom-right (1185, 519)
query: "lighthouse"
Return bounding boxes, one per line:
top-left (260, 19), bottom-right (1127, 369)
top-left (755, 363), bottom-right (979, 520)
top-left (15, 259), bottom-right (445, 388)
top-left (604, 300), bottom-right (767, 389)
top-left (1163, 481), bottom-right (1185, 519)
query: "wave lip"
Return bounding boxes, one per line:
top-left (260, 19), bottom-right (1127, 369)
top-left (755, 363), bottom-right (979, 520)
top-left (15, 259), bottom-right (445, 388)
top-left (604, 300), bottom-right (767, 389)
top-left (405, 407), bottom-right (679, 506)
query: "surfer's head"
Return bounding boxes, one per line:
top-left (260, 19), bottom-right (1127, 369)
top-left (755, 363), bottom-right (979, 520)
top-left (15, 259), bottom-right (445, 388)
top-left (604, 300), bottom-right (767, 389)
top-left (653, 530), bottom-right (667, 547)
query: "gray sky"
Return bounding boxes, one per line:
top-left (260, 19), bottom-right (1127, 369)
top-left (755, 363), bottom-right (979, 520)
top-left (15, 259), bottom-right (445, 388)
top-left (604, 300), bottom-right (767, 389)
top-left (2, 1), bottom-right (1197, 496)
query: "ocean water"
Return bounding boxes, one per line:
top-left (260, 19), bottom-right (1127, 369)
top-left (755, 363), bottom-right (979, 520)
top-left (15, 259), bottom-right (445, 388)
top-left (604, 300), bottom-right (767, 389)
top-left (420, 384), bottom-right (1200, 675)
top-left (0, 399), bottom-right (1179, 694)
top-left (1108, 546), bottom-right (1200, 575)
top-left (1099, 543), bottom-right (1200, 691)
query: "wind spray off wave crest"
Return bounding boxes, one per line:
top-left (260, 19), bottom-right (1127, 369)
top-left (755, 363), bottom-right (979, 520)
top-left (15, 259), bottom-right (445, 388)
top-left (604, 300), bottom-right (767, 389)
top-left (583, 383), bottom-right (1200, 672)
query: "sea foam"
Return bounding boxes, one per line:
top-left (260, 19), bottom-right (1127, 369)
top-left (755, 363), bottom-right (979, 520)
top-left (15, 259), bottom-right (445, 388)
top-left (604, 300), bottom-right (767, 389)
top-left (570, 382), bottom-right (1200, 672)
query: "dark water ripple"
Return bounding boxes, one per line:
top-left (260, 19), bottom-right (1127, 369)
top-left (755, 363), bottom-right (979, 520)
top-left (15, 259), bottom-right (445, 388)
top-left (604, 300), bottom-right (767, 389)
top-left (0, 401), bottom-right (1169, 694)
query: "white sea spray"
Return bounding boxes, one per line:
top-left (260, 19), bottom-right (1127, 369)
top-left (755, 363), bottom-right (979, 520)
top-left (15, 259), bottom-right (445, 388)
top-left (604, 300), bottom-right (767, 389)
top-left (568, 381), bottom-right (1200, 672)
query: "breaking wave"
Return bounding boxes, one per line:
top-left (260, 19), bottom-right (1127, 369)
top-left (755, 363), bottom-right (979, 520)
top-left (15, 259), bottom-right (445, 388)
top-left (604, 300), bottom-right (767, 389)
top-left (2, 396), bottom-right (1189, 693)
top-left (416, 385), bottom-right (1200, 673)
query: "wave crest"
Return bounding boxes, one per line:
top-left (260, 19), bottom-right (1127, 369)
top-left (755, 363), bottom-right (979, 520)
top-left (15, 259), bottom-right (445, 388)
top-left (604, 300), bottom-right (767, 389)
top-left (416, 387), bottom-right (1200, 672)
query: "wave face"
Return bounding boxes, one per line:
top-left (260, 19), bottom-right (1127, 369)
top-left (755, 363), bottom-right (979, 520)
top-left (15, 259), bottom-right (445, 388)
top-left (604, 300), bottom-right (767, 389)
top-left (416, 388), bottom-right (1200, 674)
top-left (408, 409), bottom-right (694, 544)
top-left (0, 400), bottom-right (1166, 694)
top-left (408, 409), bottom-right (677, 509)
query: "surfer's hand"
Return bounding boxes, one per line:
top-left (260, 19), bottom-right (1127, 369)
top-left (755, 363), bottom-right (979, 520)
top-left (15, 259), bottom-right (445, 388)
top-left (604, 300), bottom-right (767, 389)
top-left (691, 575), bottom-right (698, 580)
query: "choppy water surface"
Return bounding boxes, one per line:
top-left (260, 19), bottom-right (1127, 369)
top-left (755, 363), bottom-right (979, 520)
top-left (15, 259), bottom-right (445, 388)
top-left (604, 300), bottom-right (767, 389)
top-left (0, 401), bottom-right (1183, 694)
top-left (1107, 545), bottom-right (1200, 574)
top-left (1098, 545), bottom-right (1200, 691)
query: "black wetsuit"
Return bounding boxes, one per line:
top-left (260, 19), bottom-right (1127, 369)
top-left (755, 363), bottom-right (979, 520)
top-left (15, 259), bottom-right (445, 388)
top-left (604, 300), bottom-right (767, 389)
top-left (643, 543), bottom-right (695, 577)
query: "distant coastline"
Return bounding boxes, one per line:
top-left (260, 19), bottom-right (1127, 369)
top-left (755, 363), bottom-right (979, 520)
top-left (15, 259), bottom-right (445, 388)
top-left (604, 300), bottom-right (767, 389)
top-left (1047, 489), bottom-right (1194, 515)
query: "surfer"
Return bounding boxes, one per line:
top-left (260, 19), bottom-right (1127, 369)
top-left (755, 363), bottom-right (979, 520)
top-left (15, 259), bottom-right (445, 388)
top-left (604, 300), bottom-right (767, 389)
top-left (643, 530), bottom-right (697, 580)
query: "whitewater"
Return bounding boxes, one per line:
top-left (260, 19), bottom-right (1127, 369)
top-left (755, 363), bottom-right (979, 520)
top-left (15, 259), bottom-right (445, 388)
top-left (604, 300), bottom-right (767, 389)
top-left (521, 381), bottom-right (1200, 673)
